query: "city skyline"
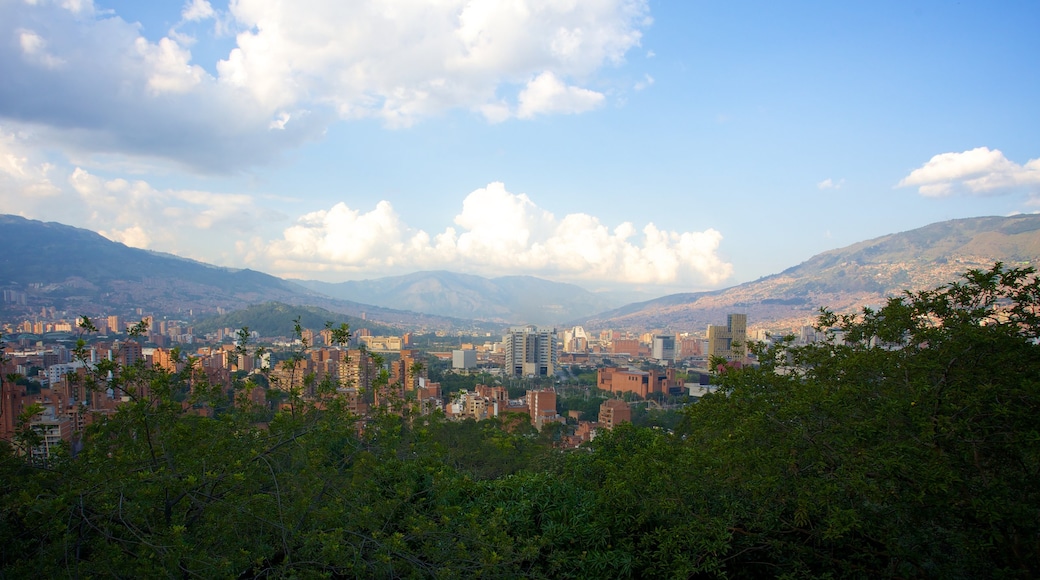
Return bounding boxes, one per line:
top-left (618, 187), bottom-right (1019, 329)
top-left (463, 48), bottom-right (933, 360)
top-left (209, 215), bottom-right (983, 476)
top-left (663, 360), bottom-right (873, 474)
top-left (1, 1), bottom-right (1038, 295)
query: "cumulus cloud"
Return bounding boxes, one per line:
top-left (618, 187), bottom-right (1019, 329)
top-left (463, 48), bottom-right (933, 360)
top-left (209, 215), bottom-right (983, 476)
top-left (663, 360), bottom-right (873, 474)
top-left (68, 168), bottom-right (263, 250)
top-left (18, 29), bottom-right (65, 69)
top-left (182, 0), bottom-right (216, 22)
top-left (135, 36), bottom-right (207, 95)
top-left (516, 72), bottom-right (606, 118)
top-left (2, 141), bottom-right (731, 288)
top-left (0, 1), bottom-right (328, 171)
top-left (898, 147), bottom-right (1040, 197)
top-left (0, 126), bottom-right (61, 199)
top-left (265, 182), bottom-right (733, 286)
top-left (1, 0), bottom-right (650, 168)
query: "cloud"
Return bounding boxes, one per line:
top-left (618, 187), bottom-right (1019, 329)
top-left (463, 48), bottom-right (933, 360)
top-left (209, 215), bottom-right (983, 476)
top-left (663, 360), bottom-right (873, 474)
top-left (67, 168), bottom-right (264, 250)
top-left (18, 29), bottom-right (65, 69)
top-left (265, 182), bottom-right (733, 286)
top-left (1, 0), bottom-right (650, 168)
top-left (817, 178), bottom-right (844, 190)
top-left (182, 0), bottom-right (216, 22)
top-left (1, 142), bottom-right (731, 288)
top-left (898, 147), bottom-right (1040, 197)
top-left (633, 73), bottom-right (654, 91)
top-left (0, 126), bottom-right (61, 199)
top-left (0, 1), bottom-right (329, 172)
top-left (516, 72), bottom-right (606, 119)
top-left (135, 36), bottom-right (206, 95)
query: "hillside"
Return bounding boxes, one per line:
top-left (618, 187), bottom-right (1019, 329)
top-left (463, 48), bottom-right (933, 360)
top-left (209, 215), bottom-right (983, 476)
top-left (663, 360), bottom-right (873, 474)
top-left (298, 271), bottom-right (633, 325)
top-left (193, 302), bottom-right (394, 338)
top-left (0, 215), bottom-right (475, 331)
top-left (5, 214), bottom-right (1038, 334)
top-left (582, 215), bottom-right (1040, 332)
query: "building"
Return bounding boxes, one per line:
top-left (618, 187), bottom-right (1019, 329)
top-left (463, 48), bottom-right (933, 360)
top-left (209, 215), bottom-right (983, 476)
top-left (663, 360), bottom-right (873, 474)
top-left (527, 389), bottom-right (561, 430)
top-left (503, 325), bottom-right (558, 377)
top-left (610, 338), bottom-right (641, 356)
top-left (651, 334), bottom-right (675, 362)
top-left (598, 399), bottom-right (631, 429)
top-left (562, 326), bottom-right (590, 353)
top-left (391, 349), bottom-right (426, 391)
top-left (452, 349), bottom-right (476, 370)
top-left (30, 406), bottom-right (72, 464)
top-left (677, 335), bottom-right (703, 359)
top-left (706, 313), bottom-right (748, 361)
top-left (597, 366), bottom-right (677, 399)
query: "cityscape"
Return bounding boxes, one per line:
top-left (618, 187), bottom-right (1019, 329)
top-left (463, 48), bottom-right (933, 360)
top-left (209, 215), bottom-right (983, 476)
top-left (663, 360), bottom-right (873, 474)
top-left (3, 300), bottom-right (779, 459)
top-left (2, 0), bottom-right (1038, 576)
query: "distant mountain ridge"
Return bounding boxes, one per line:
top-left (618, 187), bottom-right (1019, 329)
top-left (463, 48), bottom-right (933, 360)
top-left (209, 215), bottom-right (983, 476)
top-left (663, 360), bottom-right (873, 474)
top-left (297, 270), bottom-right (631, 326)
top-left (193, 302), bottom-right (394, 338)
top-left (582, 215), bottom-right (1040, 332)
top-left (4, 214), bottom-right (1037, 334)
top-left (0, 215), bottom-right (475, 331)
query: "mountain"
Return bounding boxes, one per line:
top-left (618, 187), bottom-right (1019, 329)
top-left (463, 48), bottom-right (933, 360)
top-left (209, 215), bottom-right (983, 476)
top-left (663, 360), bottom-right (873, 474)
top-left (0, 215), bottom-right (477, 331)
top-left (6, 214), bottom-right (1037, 334)
top-left (297, 271), bottom-right (631, 325)
top-left (582, 215), bottom-right (1040, 332)
top-left (192, 302), bottom-right (394, 338)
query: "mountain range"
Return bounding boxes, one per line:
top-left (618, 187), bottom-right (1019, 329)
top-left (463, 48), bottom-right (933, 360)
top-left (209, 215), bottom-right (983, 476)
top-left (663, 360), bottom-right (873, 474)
top-left (0, 215), bottom-right (477, 331)
top-left (1, 213), bottom-right (1037, 332)
top-left (297, 271), bottom-right (640, 326)
top-left (581, 214), bottom-right (1040, 331)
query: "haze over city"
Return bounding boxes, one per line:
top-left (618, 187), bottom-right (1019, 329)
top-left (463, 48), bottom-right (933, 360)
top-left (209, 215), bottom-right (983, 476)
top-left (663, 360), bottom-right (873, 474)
top-left (1, 0), bottom-right (1038, 294)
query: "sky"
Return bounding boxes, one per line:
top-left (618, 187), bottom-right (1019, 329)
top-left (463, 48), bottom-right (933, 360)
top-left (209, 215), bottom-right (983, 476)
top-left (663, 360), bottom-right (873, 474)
top-left (1, 0), bottom-right (1038, 297)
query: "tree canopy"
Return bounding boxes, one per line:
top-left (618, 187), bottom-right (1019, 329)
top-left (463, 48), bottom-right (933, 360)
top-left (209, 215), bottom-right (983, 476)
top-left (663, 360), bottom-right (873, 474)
top-left (1, 264), bottom-right (1037, 578)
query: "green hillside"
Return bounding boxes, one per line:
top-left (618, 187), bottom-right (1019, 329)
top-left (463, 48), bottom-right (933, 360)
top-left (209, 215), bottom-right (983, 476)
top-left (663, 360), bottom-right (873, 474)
top-left (192, 302), bottom-right (392, 338)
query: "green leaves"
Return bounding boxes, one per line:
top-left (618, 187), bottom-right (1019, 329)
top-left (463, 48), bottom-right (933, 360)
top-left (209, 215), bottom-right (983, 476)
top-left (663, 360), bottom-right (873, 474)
top-left (2, 264), bottom-right (1037, 577)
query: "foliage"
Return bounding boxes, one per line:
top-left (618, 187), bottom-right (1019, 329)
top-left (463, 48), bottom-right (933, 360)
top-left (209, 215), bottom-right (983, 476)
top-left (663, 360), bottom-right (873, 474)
top-left (1, 264), bottom-right (1037, 578)
top-left (674, 263), bottom-right (1040, 577)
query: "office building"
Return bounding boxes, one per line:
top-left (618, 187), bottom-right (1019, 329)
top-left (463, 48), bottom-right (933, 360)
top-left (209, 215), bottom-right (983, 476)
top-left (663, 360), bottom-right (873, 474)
top-left (503, 325), bottom-right (558, 377)
top-left (651, 334), bottom-right (675, 362)
top-left (706, 313), bottom-right (748, 361)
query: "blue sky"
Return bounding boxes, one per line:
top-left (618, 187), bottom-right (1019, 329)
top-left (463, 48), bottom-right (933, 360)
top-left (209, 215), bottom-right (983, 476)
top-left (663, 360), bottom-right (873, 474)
top-left (1, 0), bottom-right (1037, 297)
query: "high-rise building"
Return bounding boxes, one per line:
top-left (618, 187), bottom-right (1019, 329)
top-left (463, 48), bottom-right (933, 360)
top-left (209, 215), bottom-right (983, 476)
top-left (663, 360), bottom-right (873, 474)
top-left (452, 349), bottom-right (476, 369)
top-left (392, 349), bottom-right (426, 391)
top-left (503, 325), bottom-right (558, 377)
top-left (651, 334), bottom-right (676, 362)
top-left (706, 313), bottom-right (748, 361)
top-left (527, 389), bottom-right (560, 430)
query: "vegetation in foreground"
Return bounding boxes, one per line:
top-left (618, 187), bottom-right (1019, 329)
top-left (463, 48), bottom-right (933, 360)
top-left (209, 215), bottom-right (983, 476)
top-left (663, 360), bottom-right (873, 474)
top-left (1, 264), bottom-right (1037, 578)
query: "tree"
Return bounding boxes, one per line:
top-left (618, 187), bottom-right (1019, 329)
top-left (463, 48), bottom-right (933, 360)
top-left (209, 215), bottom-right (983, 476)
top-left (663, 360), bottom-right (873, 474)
top-left (676, 263), bottom-right (1040, 577)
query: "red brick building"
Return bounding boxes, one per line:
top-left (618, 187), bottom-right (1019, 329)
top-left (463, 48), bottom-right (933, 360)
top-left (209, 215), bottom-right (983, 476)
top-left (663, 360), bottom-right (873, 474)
top-left (597, 366), bottom-right (677, 398)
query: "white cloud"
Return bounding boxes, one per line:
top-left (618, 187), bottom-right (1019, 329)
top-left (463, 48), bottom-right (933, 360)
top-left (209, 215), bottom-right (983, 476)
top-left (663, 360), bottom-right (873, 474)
top-left (1, 2), bottom-right (328, 171)
top-left (1, 137), bottom-right (732, 288)
top-left (817, 178), bottom-right (844, 190)
top-left (135, 36), bottom-right (206, 95)
top-left (101, 225), bottom-right (151, 249)
top-left (1, 0), bottom-right (648, 169)
top-left (898, 147), bottom-right (1040, 197)
top-left (0, 127), bottom-right (61, 199)
top-left (17, 29), bottom-right (65, 68)
top-left (219, 0), bottom-right (644, 125)
top-left (68, 168), bottom-right (263, 250)
top-left (517, 72), bottom-right (606, 118)
top-left (265, 182), bottom-right (733, 286)
top-left (182, 0), bottom-right (215, 22)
